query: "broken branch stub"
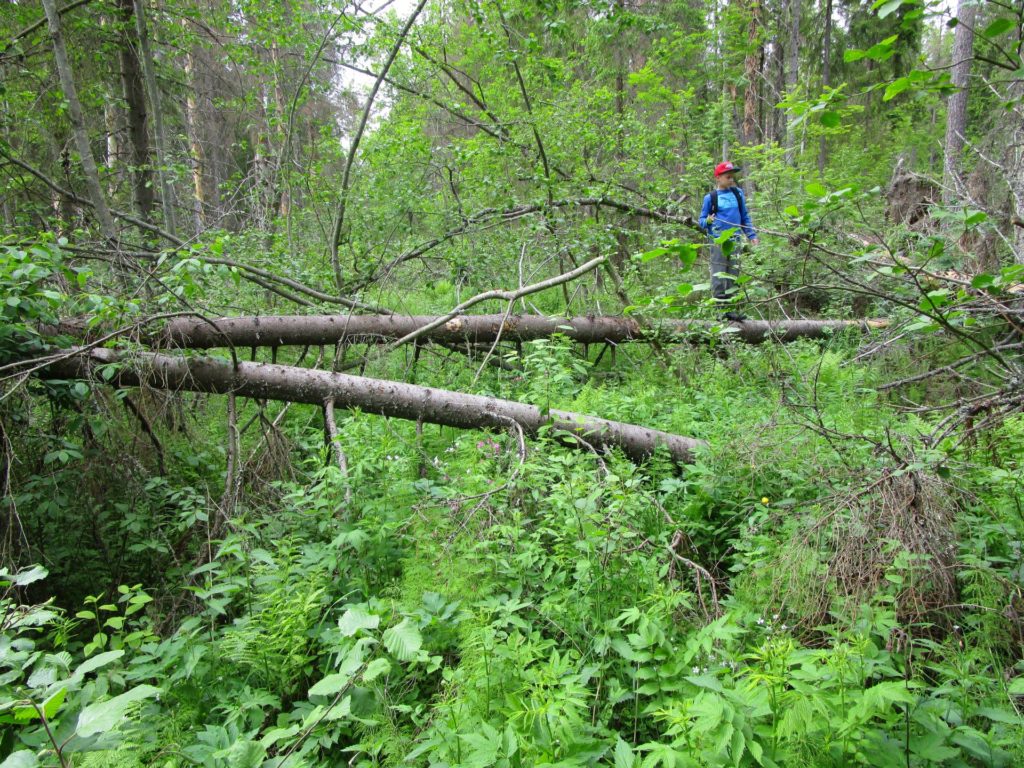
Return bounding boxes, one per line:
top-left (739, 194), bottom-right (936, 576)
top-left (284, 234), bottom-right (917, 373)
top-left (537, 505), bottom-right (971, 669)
top-left (44, 349), bottom-right (705, 464)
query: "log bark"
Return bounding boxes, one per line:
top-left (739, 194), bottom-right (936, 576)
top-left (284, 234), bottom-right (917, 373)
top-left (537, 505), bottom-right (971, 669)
top-left (43, 349), bottom-right (705, 464)
top-left (157, 314), bottom-right (888, 349)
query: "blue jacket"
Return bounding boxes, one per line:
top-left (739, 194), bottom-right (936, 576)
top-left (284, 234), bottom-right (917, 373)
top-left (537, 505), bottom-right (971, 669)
top-left (699, 187), bottom-right (757, 241)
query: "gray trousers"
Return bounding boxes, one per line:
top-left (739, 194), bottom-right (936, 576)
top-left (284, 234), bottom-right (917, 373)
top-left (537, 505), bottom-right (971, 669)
top-left (710, 241), bottom-right (743, 302)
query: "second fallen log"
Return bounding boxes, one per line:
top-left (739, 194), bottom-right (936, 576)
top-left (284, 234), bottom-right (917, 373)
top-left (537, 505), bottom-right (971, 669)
top-left (44, 349), bottom-right (706, 464)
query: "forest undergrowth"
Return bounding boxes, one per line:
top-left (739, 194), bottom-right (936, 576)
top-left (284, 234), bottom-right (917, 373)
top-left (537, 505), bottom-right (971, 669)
top-left (4, 313), bottom-right (1023, 767)
top-left (3, 0), bottom-right (1024, 762)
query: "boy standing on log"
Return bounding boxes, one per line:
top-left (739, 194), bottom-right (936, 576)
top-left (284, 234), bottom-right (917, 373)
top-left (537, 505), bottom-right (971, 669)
top-left (699, 162), bottom-right (759, 321)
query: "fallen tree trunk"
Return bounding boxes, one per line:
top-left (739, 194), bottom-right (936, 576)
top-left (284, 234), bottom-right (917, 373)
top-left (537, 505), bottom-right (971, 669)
top-left (158, 314), bottom-right (888, 349)
top-left (43, 349), bottom-right (705, 464)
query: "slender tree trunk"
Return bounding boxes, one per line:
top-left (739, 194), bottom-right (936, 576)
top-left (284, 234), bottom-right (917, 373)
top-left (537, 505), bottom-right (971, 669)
top-left (116, 0), bottom-right (154, 219)
top-left (45, 349), bottom-right (706, 464)
top-left (181, 34), bottom-right (205, 233)
top-left (943, 0), bottom-right (976, 204)
top-left (100, 14), bottom-right (120, 191)
top-left (1, 98), bottom-right (14, 228)
top-left (42, 0), bottom-right (118, 242)
top-left (818, 0), bottom-right (832, 177)
top-left (742, 0), bottom-right (761, 148)
top-left (784, 0), bottom-right (800, 164)
top-left (134, 0), bottom-right (177, 237)
top-left (1005, 81), bottom-right (1024, 263)
top-left (103, 97), bottom-right (119, 177)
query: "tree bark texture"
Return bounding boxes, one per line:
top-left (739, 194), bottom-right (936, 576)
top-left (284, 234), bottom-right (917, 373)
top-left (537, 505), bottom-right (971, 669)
top-left (133, 0), bottom-right (176, 237)
top-left (44, 349), bottom-right (706, 464)
top-left (784, 0), bottom-right (800, 164)
top-left (818, 0), bottom-right (832, 177)
top-left (116, 0), bottom-right (153, 219)
top-left (181, 30), bottom-right (206, 233)
top-left (157, 314), bottom-right (887, 349)
top-left (42, 0), bottom-right (118, 243)
top-left (943, 0), bottom-right (976, 205)
top-left (742, 0), bottom-right (762, 149)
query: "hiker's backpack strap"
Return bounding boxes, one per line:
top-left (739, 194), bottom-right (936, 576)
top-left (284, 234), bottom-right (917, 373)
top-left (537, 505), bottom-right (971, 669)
top-left (729, 187), bottom-right (747, 226)
top-left (710, 189), bottom-right (719, 216)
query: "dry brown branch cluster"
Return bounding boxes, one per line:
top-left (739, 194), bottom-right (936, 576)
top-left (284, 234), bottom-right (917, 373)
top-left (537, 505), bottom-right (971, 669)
top-left (827, 467), bottom-right (958, 627)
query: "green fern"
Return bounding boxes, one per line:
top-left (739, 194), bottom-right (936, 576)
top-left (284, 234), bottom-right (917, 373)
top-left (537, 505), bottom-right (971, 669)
top-left (79, 746), bottom-right (145, 768)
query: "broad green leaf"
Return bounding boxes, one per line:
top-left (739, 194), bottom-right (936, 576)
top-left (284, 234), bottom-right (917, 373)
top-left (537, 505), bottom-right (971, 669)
top-left (640, 247), bottom-right (669, 262)
top-left (875, 0), bottom-right (903, 19)
top-left (16, 688), bottom-right (68, 721)
top-left (76, 684), bottom-right (159, 737)
top-left (42, 687), bottom-right (66, 719)
top-left (259, 723), bottom-right (301, 749)
top-left (884, 77), bottom-right (910, 101)
top-left (615, 738), bottom-right (635, 768)
top-left (973, 706), bottom-right (1023, 724)
top-left (382, 618), bottom-right (422, 662)
top-left (819, 111), bottom-right (841, 128)
top-left (362, 658), bottom-right (391, 683)
top-left (805, 182), bottom-right (827, 198)
top-left (0, 751), bottom-right (39, 768)
top-left (983, 18), bottom-right (1014, 37)
top-left (224, 739), bottom-right (266, 768)
top-left (309, 672), bottom-right (353, 697)
top-left (72, 650), bottom-right (125, 682)
top-left (863, 34), bottom-right (900, 61)
top-left (11, 566), bottom-right (47, 587)
top-left (338, 605), bottom-right (379, 637)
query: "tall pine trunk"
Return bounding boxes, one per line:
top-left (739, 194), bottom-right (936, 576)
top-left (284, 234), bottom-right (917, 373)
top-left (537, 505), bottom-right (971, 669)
top-left (943, 0), bottom-right (975, 204)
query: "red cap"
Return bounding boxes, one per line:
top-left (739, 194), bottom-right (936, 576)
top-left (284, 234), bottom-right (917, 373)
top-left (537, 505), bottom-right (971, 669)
top-left (714, 161), bottom-right (741, 177)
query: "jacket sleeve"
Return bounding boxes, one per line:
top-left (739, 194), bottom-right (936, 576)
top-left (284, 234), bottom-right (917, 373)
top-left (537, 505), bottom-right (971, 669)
top-left (699, 194), bottom-right (712, 232)
top-left (739, 190), bottom-right (757, 240)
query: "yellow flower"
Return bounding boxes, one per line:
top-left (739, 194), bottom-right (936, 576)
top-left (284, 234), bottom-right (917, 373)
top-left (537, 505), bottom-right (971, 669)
top-left (761, 497), bottom-right (770, 505)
